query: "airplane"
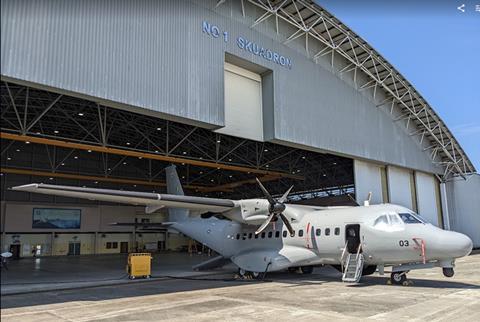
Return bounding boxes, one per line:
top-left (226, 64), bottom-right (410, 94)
top-left (12, 165), bottom-right (473, 285)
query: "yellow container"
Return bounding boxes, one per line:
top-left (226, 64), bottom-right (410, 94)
top-left (127, 253), bottom-right (152, 279)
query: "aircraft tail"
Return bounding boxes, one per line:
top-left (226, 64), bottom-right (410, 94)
top-left (165, 165), bottom-right (189, 222)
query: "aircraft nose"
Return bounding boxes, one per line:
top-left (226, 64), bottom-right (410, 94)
top-left (450, 232), bottom-right (473, 258)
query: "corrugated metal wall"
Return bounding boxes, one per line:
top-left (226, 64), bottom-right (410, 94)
top-left (1, 0), bottom-right (440, 173)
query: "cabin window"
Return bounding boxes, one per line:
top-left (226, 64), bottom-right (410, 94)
top-left (248, 233), bottom-right (253, 239)
top-left (325, 228), bottom-right (330, 236)
top-left (334, 227), bottom-right (340, 235)
top-left (283, 231), bottom-right (287, 238)
top-left (236, 234), bottom-right (240, 240)
top-left (254, 233), bottom-right (259, 239)
top-left (242, 233), bottom-right (247, 240)
top-left (315, 228), bottom-right (321, 236)
top-left (268, 231), bottom-right (273, 238)
top-left (275, 231), bottom-right (280, 238)
top-left (298, 230), bottom-right (304, 237)
top-left (291, 230), bottom-right (296, 237)
top-left (261, 232), bottom-right (266, 239)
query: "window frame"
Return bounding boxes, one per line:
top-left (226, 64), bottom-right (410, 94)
top-left (325, 228), bottom-right (331, 236)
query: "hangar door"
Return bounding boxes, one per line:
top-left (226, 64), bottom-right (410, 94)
top-left (216, 63), bottom-right (263, 141)
top-left (354, 160), bottom-right (388, 205)
top-left (415, 172), bottom-right (442, 227)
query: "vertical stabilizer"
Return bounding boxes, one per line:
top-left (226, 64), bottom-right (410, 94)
top-left (165, 165), bottom-right (188, 222)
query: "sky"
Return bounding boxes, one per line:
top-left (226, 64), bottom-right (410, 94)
top-left (316, 0), bottom-right (480, 171)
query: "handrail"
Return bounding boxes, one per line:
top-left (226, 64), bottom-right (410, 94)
top-left (340, 240), bottom-right (349, 272)
top-left (355, 242), bottom-right (362, 261)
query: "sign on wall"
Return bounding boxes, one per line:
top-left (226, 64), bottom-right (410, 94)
top-left (32, 208), bottom-right (81, 229)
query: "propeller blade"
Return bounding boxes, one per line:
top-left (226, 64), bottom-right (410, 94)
top-left (278, 185), bottom-right (293, 203)
top-left (255, 213), bottom-right (276, 235)
top-left (255, 177), bottom-right (276, 205)
top-left (279, 213), bottom-right (295, 237)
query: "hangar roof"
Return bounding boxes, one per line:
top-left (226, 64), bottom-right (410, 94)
top-left (236, 0), bottom-right (475, 178)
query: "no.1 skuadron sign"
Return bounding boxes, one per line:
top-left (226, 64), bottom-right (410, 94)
top-left (202, 21), bottom-right (293, 70)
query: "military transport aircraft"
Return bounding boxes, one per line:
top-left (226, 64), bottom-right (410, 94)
top-left (13, 165), bottom-right (472, 285)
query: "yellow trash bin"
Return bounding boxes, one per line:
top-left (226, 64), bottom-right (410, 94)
top-left (127, 253), bottom-right (152, 279)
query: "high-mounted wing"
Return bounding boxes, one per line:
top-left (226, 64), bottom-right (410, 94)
top-left (12, 183), bottom-right (237, 213)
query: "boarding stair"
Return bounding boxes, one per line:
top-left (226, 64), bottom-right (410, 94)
top-left (341, 243), bottom-right (364, 283)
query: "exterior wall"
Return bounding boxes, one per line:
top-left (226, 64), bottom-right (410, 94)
top-left (445, 174), bottom-right (480, 247)
top-left (0, 0), bottom-right (441, 173)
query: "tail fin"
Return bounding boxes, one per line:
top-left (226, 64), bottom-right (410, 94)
top-left (165, 165), bottom-right (189, 222)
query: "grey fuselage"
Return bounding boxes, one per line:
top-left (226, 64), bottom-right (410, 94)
top-left (172, 203), bottom-right (473, 273)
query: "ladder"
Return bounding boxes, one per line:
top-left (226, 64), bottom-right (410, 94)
top-left (342, 244), bottom-right (364, 283)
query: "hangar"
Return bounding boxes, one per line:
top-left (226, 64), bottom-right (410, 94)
top-left (1, 0), bottom-right (478, 261)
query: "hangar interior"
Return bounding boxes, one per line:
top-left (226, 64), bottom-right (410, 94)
top-left (1, 0), bottom-right (478, 259)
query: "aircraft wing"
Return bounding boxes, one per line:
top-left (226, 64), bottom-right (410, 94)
top-left (12, 183), bottom-right (237, 213)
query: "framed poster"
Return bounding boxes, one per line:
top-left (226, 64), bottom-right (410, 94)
top-left (32, 208), bottom-right (81, 229)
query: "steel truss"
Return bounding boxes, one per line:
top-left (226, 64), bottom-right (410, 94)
top-left (1, 82), bottom-right (354, 201)
top-left (219, 0), bottom-right (475, 180)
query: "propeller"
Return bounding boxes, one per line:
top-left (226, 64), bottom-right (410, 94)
top-left (255, 178), bottom-right (294, 236)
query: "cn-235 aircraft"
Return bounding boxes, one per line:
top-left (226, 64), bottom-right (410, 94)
top-left (13, 165), bottom-right (472, 285)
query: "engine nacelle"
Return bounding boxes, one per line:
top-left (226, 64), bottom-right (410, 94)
top-left (222, 199), bottom-right (270, 225)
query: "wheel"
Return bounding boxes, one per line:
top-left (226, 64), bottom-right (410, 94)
top-left (443, 267), bottom-right (454, 277)
top-left (390, 271), bottom-right (407, 285)
top-left (238, 268), bottom-right (247, 277)
top-left (288, 267), bottom-right (298, 274)
top-left (251, 271), bottom-right (262, 279)
top-left (299, 266), bottom-right (313, 274)
top-left (129, 275), bottom-right (135, 280)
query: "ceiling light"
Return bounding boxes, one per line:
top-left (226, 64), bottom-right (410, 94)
top-left (61, 163), bottom-right (65, 166)
top-left (49, 177), bottom-right (54, 180)
top-left (181, 163), bottom-right (185, 165)
top-left (210, 179), bottom-right (214, 182)
top-left (78, 113), bottom-right (84, 116)
top-left (333, 162), bottom-right (337, 165)
top-left (123, 162), bottom-right (127, 165)
top-left (107, 168), bottom-right (111, 171)
top-left (229, 175), bottom-right (233, 178)
top-left (16, 149), bottom-right (20, 152)
top-left (36, 132), bottom-right (41, 135)
top-left (54, 130), bottom-right (59, 134)
top-left (156, 127), bottom-right (161, 131)
top-left (264, 149), bottom-right (268, 152)
top-left (181, 176), bottom-right (185, 179)
top-left (182, 151), bottom-right (187, 155)
top-left (302, 156), bottom-right (306, 159)
top-left (25, 141), bottom-right (30, 144)
top-left (138, 157), bottom-right (143, 159)
top-left (228, 158), bottom-right (232, 161)
top-left (74, 156), bottom-right (78, 159)
top-left (7, 157), bottom-right (11, 161)
top-left (87, 150), bottom-right (92, 153)
top-left (154, 150), bottom-right (159, 153)
top-left (94, 181), bottom-right (98, 184)
top-left (126, 142), bottom-right (131, 145)
top-left (323, 174), bottom-right (327, 177)
top-left (199, 171), bottom-right (203, 174)
top-left (133, 185), bottom-right (137, 187)
top-left (265, 165), bottom-right (269, 168)
top-left (216, 140), bottom-right (221, 143)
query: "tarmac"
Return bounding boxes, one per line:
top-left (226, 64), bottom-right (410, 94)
top-left (1, 252), bottom-right (479, 321)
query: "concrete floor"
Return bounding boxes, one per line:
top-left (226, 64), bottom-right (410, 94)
top-left (1, 253), bottom-right (479, 321)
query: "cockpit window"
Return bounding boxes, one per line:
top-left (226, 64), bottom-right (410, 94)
top-left (399, 212), bottom-right (424, 224)
top-left (374, 215), bottom-right (388, 227)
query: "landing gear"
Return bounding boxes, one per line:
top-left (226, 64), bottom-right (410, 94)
top-left (238, 268), bottom-right (263, 279)
top-left (299, 266), bottom-right (313, 274)
top-left (390, 271), bottom-right (407, 285)
top-left (443, 267), bottom-right (454, 277)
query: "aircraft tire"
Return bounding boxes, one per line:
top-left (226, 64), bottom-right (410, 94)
top-left (300, 266), bottom-right (314, 274)
top-left (443, 267), bottom-right (454, 277)
top-left (390, 272), bottom-right (407, 285)
top-left (362, 265), bottom-right (377, 276)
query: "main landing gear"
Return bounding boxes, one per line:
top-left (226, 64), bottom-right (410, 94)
top-left (237, 268), bottom-right (263, 280)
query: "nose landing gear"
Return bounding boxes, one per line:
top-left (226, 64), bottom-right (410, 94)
top-left (388, 271), bottom-right (413, 286)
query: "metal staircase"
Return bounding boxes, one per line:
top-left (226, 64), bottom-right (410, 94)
top-left (342, 243), bottom-right (364, 283)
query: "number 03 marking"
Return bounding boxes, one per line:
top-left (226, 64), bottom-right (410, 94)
top-left (399, 240), bottom-right (409, 247)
